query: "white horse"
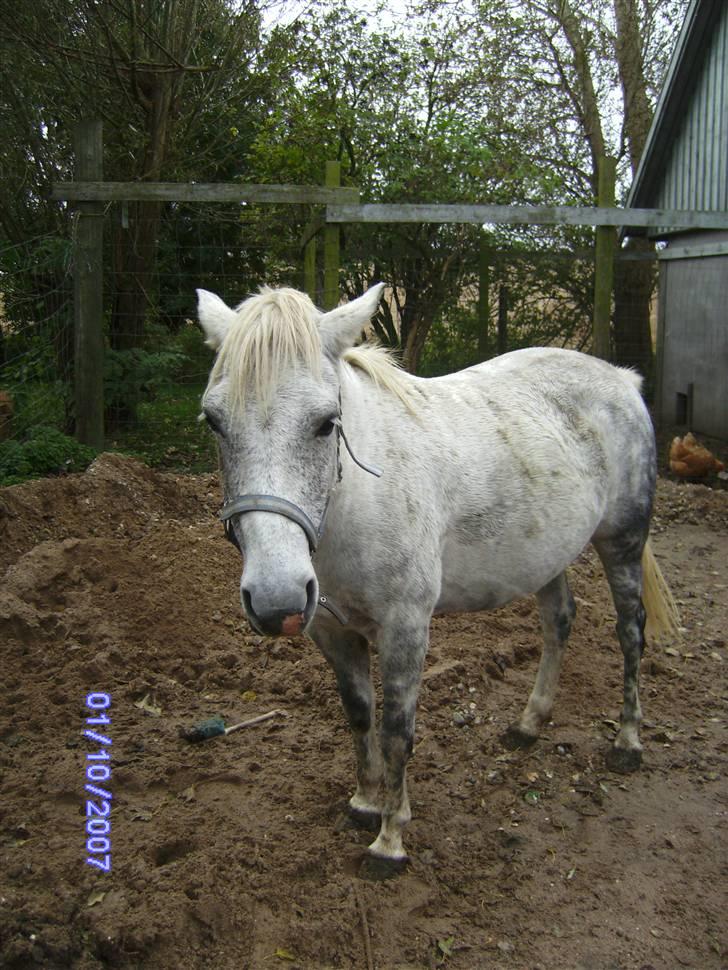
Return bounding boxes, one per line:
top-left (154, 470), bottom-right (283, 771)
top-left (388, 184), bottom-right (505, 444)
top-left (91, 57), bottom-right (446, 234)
top-left (198, 283), bottom-right (678, 878)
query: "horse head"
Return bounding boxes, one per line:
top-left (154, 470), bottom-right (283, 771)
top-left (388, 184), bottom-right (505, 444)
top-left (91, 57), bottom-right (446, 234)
top-left (198, 284), bottom-right (384, 637)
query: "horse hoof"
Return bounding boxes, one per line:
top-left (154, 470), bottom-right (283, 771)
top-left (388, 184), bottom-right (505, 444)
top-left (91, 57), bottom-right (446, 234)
top-left (501, 724), bottom-right (539, 750)
top-left (333, 802), bottom-right (382, 833)
top-left (348, 805), bottom-right (382, 832)
top-left (358, 853), bottom-right (408, 882)
top-left (605, 746), bottom-right (642, 774)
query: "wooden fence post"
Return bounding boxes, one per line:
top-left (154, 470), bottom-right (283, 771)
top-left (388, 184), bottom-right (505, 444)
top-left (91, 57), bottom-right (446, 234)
top-left (593, 155), bottom-right (616, 361)
top-left (301, 215), bottom-right (319, 303)
top-left (497, 285), bottom-right (508, 355)
top-left (73, 120), bottom-right (105, 449)
top-left (303, 229), bottom-right (317, 303)
top-left (477, 231), bottom-right (491, 360)
top-left (323, 161), bottom-right (341, 310)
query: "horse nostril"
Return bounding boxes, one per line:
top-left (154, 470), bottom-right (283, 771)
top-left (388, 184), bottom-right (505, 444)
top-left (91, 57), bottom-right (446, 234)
top-left (305, 579), bottom-right (317, 615)
top-left (241, 587), bottom-right (255, 622)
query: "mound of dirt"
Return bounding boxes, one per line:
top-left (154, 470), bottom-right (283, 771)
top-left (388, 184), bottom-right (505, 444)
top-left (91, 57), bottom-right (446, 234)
top-left (0, 455), bottom-right (726, 969)
top-left (0, 453), bottom-right (213, 573)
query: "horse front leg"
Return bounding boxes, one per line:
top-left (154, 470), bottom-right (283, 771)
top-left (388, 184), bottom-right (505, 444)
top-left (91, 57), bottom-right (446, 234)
top-left (312, 624), bottom-right (383, 825)
top-left (364, 620), bottom-right (429, 878)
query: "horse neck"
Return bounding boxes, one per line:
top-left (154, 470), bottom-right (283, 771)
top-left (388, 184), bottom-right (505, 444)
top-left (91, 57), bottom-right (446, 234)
top-left (338, 363), bottom-right (388, 446)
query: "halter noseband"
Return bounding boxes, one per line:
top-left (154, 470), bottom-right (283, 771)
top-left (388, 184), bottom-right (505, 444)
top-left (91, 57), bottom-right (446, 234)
top-left (218, 413), bottom-right (381, 625)
top-left (220, 494), bottom-right (320, 552)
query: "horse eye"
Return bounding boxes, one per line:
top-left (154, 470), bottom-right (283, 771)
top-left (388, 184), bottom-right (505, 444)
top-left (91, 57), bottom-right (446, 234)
top-left (204, 412), bottom-right (224, 436)
top-left (316, 418), bottom-right (336, 438)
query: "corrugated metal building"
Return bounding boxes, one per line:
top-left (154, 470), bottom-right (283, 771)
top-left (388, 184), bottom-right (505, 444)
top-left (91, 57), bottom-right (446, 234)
top-left (627, 0), bottom-right (728, 439)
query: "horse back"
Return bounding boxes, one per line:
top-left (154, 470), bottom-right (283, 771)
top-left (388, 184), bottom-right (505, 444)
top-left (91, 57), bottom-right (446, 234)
top-left (408, 349), bottom-right (655, 606)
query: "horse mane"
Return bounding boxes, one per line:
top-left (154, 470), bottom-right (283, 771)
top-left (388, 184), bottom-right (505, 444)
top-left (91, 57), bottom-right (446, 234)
top-left (342, 345), bottom-right (415, 412)
top-left (208, 287), bottom-right (415, 412)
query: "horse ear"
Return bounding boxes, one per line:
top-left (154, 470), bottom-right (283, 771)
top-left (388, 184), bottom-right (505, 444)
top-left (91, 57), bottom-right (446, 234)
top-left (319, 283), bottom-right (385, 356)
top-left (197, 289), bottom-right (237, 350)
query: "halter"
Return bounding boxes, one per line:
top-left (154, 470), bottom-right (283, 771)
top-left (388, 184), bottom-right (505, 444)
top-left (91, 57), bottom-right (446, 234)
top-left (219, 411), bottom-right (382, 625)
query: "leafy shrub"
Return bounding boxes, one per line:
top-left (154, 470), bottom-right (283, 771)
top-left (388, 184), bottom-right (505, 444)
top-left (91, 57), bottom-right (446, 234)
top-left (166, 320), bottom-right (214, 381)
top-left (104, 346), bottom-right (189, 429)
top-left (108, 383), bottom-right (216, 472)
top-left (419, 306), bottom-right (484, 377)
top-left (0, 426), bottom-right (96, 486)
top-left (104, 347), bottom-right (188, 408)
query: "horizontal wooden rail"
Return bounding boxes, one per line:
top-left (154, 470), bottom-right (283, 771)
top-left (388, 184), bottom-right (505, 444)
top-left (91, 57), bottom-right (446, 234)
top-left (657, 239), bottom-right (728, 260)
top-left (51, 182), bottom-right (360, 204)
top-left (325, 203), bottom-right (728, 231)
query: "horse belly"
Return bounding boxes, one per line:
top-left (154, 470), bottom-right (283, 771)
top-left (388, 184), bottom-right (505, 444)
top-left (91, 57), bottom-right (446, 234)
top-left (435, 519), bottom-right (594, 615)
top-left (435, 542), bottom-right (517, 613)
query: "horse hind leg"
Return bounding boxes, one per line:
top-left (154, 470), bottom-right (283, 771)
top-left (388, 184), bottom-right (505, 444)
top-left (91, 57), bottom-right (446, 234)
top-left (503, 571), bottom-right (576, 749)
top-left (594, 535), bottom-right (647, 774)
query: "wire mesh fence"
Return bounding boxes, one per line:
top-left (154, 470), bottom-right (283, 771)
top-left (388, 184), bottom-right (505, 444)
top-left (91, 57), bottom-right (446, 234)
top-left (99, 201), bottom-right (319, 473)
top-left (0, 232), bottom-right (74, 436)
top-left (0, 202), bottom-right (658, 485)
top-left (0, 203), bottom-right (312, 481)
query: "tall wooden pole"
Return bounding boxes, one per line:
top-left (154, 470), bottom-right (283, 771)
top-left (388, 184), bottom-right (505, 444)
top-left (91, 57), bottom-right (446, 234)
top-left (73, 120), bottom-right (105, 449)
top-left (323, 161), bottom-right (341, 310)
top-left (303, 223), bottom-right (317, 304)
top-left (593, 155), bottom-right (616, 361)
top-left (497, 285), bottom-right (508, 355)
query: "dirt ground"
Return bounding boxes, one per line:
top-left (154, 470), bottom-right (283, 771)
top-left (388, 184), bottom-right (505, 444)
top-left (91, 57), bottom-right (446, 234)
top-left (0, 449), bottom-right (726, 970)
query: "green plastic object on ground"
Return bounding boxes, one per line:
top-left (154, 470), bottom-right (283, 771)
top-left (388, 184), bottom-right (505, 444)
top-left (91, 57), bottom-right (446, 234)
top-left (181, 716), bottom-right (227, 743)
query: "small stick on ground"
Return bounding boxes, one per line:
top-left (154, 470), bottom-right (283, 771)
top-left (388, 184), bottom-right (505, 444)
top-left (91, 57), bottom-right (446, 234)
top-left (353, 882), bottom-right (375, 970)
top-left (225, 709), bottom-right (287, 734)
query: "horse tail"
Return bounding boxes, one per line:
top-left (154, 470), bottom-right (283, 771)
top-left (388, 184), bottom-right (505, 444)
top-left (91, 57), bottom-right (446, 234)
top-left (642, 538), bottom-right (681, 642)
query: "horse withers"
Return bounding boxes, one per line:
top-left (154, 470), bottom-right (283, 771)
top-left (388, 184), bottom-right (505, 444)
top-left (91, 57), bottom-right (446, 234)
top-left (197, 283), bottom-right (678, 877)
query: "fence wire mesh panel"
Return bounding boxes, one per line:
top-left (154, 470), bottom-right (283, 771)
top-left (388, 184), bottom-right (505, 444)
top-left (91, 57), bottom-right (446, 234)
top-left (0, 232), bottom-right (78, 482)
top-left (337, 222), bottom-right (657, 378)
top-left (0, 202), bottom-right (313, 483)
top-left (104, 201), bottom-right (313, 472)
top-left (1, 200), bottom-right (658, 486)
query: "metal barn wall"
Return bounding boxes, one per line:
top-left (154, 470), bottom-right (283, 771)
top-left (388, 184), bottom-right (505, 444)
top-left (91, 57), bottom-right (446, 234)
top-left (657, 232), bottom-right (728, 439)
top-left (653, 7), bottom-right (728, 214)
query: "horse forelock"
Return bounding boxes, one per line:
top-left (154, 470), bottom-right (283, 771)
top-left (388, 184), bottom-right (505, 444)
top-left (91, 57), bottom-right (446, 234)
top-left (208, 287), bottom-right (323, 412)
top-left (205, 285), bottom-right (415, 414)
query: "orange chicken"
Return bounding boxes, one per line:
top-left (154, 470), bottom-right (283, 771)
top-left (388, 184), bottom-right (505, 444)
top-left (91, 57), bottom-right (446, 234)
top-left (669, 432), bottom-right (725, 479)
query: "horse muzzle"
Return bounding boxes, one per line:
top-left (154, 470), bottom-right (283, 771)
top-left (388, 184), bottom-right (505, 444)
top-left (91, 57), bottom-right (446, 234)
top-left (241, 576), bottom-right (319, 637)
top-left (220, 492), bottom-right (350, 631)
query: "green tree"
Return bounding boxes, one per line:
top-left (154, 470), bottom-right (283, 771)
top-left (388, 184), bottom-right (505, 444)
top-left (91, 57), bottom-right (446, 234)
top-left (0, 0), bottom-right (290, 338)
top-left (472, 0), bottom-right (688, 376)
top-left (0, 0), bottom-right (297, 430)
top-left (250, 0), bottom-right (576, 372)
top-left (2, 1), bottom-right (266, 342)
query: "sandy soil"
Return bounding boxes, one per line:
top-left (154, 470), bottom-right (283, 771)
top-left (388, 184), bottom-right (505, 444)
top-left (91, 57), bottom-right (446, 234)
top-left (0, 452), bottom-right (726, 970)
